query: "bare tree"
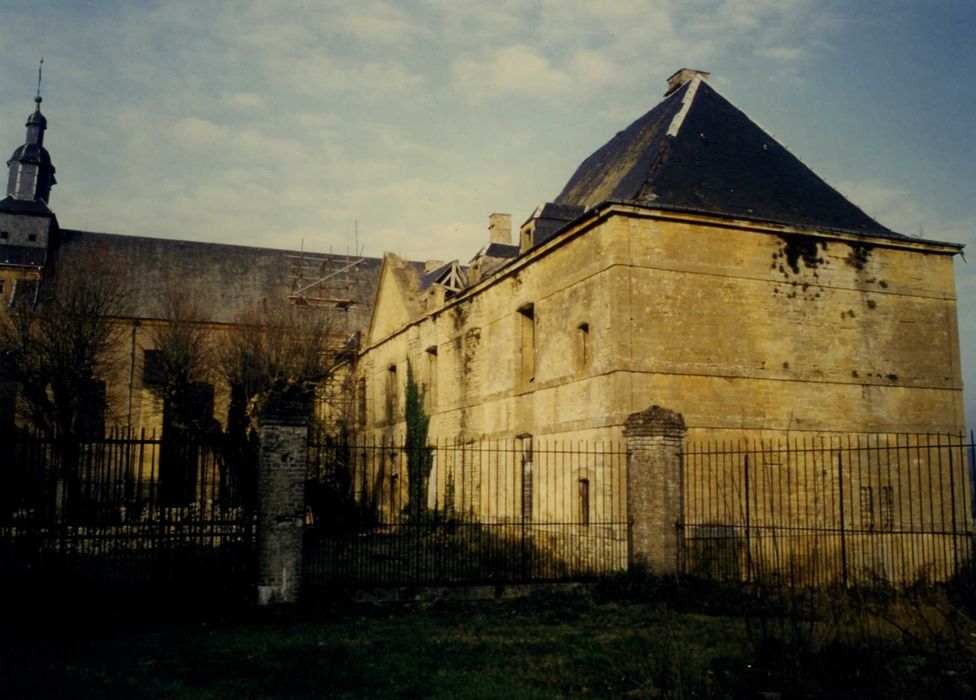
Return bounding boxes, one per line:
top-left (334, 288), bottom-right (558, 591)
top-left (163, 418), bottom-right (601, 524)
top-left (143, 289), bottom-right (218, 504)
top-left (220, 301), bottom-right (341, 408)
top-left (219, 301), bottom-right (346, 431)
top-left (0, 252), bottom-right (130, 519)
top-left (0, 253), bottom-right (130, 438)
top-left (218, 301), bottom-right (357, 527)
top-left (144, 289), bottom-right (215, 433)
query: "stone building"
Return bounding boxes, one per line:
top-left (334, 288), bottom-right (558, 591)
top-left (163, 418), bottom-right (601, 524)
top-left (360, 69), bottom-right (965, 444)
top-left (1, 70), bottom-right (968, 582)
top-left (0, 93), bottom-right (382, 437)
top-left (356, 70), bottom-right (969, 577)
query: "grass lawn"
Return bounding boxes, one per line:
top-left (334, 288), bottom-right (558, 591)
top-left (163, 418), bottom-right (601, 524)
top-left (1, 581), bottom-right (974, 699)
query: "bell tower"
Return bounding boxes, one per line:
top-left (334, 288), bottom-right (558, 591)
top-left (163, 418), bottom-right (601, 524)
top-left (0, 61), bottom-right (60, 311)
top-left (6, 61), bottom-right (56, 203)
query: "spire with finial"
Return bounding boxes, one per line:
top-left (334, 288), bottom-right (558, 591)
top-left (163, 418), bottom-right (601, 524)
top-left (5, 58), bottom-right (56, 203)
top-left (26, 57), bottom-right (47, 143)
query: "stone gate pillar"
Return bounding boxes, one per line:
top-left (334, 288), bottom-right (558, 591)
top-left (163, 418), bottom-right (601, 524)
top-left (624, 405), bottom-right (687, 575)
top-left (256, 392), bottom-right (309, 606)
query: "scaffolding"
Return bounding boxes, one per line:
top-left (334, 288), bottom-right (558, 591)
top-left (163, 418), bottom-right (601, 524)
top-left (287, 247), bottom-right (367, 311)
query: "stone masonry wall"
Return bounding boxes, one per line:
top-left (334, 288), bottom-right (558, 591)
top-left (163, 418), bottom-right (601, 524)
top-left (256, 407), bottom-right (308, 606)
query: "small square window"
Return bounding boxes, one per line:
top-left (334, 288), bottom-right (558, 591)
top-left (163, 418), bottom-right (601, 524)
top-left (0, 231), bottom-right (8, 240)
top-left (27, 233), bottom-right (37, 242)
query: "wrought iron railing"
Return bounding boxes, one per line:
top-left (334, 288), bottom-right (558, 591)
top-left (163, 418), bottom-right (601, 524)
top-left (683, 432), bottom-right (976, 586)
top-left (303, 436), bottom-right (630, 587)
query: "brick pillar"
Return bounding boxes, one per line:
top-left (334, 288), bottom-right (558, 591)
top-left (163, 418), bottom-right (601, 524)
top-left (256, 393), bottom-right (309, 606)
top-left (624, 405), bottom-right (687, 575)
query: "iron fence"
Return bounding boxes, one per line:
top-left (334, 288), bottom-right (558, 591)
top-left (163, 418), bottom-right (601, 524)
top-left (683, 432), bottom-right (976, 587)
top-left (6, 424), bottom-right (974, 598)
top-left (303, 436), bottom-right (630, 587)
top-left (0, 429), bottom-right (257, 596)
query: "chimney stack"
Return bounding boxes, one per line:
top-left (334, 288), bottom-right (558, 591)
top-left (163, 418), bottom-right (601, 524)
top-left (489, 213), bottom-right (512, 245)
top-left (665, 68), bottom-right (710, 96)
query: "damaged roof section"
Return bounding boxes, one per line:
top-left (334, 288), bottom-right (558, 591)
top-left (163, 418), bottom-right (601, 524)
top-left (554, 73), bottom-right (894, 237)
top-left (421, 259), bottom-right (468, 294)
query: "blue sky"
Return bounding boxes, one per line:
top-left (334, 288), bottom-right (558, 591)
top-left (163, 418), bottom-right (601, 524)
top-left (2, 1), bottom-right (974, 426)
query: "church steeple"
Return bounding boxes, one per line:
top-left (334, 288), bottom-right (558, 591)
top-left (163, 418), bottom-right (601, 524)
top-left (6, 61), bottom-right (56, 204)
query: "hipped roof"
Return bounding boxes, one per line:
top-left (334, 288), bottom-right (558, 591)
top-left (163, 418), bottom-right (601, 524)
top-left (555, 77), bottom-right (896, 238)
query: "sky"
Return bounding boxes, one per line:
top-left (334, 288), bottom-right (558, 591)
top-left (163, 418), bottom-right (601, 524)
top-left (1, 0), bottom-right (974, 425)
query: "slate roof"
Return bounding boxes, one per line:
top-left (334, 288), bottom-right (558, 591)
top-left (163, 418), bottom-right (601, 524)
top-left (0, 244), bottom-right (46, 267)
top-left (484, 243), bottom-right (519, 258)
top-left (8, 142), bottom-right (52, 167)
top-left (55, 229), bottom-right (383, 330)
top-left (0, 196), bottom-right (54, 217)
top-left (524, 202), bottom-right (585, 248)
top-left (420, 260), bottom-right (454, 290)
top-left (555, 77), bottom-right (896, 237)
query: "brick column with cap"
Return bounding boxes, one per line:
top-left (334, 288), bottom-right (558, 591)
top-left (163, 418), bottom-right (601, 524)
top-left (624, 405), bottom-right (687, 574)
top-left (255, 392), bottom-right (310, 606)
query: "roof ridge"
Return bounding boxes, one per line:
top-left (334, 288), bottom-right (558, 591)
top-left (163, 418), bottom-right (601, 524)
top-left (665, 75), bottom-right (702, 138)
top-left (691, 82), bottom-right (890, 232)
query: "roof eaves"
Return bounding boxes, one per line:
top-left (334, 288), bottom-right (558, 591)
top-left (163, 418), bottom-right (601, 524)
top-left (591, 199), bottom-right (964, 249)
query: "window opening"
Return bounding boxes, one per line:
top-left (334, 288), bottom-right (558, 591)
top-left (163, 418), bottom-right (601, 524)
top-left (386, 364), bottom-right (398, 422)
top-left (576, 322), bottom-right (590, 372)
top-left (579, 478), bottom-right (590, 526)
top-left (879, 485), bottom-right (894, 530)
top-left (518, 304), bottom-right (535, 384)
top-left (859, 486), bottom-right (875, 530)
top-left (357, 377), bottom-right (367, 427)
top-left (426, 346), bottom-right (438, 411)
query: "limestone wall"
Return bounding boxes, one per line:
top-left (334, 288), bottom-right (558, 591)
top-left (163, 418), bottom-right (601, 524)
top-left (359, 207), bottom-right (964, 443)
top-left (616, 214), bottom-right (964, 435)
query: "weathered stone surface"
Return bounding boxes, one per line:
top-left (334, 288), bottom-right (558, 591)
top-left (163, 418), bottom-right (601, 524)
top-left (360, 208), bottom-right (964, 444)
top-left (623, 405), bottom-right (686, 438)
top-left (356, 206), bottom-right (967, 565)
top-left (626, 405), bottom-right (686, 574)
top-left (256, 419), bottom-right (308, 606)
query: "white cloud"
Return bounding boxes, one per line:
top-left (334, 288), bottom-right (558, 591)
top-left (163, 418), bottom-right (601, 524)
top-left (226, 92), bottom-right (265, 109)
top-left (422, 1), bottom-right (528, 43)
top-left (454, 45), bottom-right (570, 100)
top-left (754, 46), bottom-right (807, 62)
top-left (336, 2), bottom-right (428, 45)
top-left (446, 0), bottom-right (843, 102)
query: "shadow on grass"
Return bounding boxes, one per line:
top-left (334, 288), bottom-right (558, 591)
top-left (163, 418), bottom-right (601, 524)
top-left (4, 565), bottom-right (976, 699)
